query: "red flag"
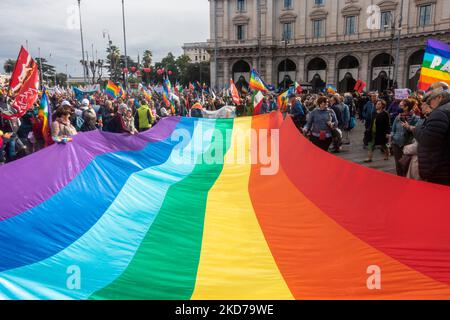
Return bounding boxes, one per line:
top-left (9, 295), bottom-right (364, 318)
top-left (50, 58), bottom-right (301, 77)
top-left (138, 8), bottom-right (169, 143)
top-left (230, 79), bottom-right (240, 106)
top-left (1, 47), bottom-right (39, 120)
top-left (9, 47), bottom-right (35, 98)
top-left (354, 80), bottom-right (366, 93)
top-left (189, 82), bottom-right (195, 92)
top-left (354, 80), bottom-right (362, 92)
top-left (295, 82), bottom-right (303, 94)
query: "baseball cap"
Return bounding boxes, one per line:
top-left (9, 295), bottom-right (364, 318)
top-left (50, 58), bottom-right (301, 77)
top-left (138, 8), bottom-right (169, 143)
top-left (61, 100), bottom-right (71, 107)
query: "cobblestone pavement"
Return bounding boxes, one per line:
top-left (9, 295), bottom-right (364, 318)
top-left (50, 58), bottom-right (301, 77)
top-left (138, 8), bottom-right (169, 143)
top-left (333, 121), bottom-right (397, 176)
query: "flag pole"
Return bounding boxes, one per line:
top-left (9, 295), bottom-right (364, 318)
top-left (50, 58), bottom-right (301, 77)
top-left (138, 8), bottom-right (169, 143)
top-left (38, 47), bottom-right (44, 90)
top-left (393, 0), bottom-right (404, 88)
top-left (122, 0), bottom-right (128, 89)
top-left (78, 0), bottom-right (87, 84)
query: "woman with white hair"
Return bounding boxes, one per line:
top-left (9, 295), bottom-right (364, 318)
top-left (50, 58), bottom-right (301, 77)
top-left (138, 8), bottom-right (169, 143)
top-left (105, 104), bottom-right (134, 134)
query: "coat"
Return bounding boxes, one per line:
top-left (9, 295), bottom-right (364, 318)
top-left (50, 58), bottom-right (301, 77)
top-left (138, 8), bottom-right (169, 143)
top-left (368, 110), bottom-right (390, 146)
top-left (413, 99), bottom-right (450, 185)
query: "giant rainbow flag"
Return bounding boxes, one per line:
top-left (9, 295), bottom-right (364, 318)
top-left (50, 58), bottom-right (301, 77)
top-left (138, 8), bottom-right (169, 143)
top-left (1, 113), bottom-right (450, 300)
top-left (418, 39), bottom-right (450, 91)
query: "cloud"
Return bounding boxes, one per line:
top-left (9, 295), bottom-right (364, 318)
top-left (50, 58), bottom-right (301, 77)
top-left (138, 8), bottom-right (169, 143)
top-left (0, 0), bottom-right (209, 77)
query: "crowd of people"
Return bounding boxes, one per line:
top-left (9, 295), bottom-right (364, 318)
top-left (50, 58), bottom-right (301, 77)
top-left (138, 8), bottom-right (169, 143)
top-left (1, 81), bottom-right (449, 186)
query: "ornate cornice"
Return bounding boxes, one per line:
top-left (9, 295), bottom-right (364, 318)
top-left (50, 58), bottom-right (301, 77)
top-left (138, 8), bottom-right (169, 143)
top-left (341, 5), bottom-right (362, 16)
top-left (309, 9), bottom-right (328, 20)
top-left (232, 14), bottom-right (250, 24)
top-left (279, 12), bottom-right (297, 23)
top-left (377, 0), bottom-right (398, 11)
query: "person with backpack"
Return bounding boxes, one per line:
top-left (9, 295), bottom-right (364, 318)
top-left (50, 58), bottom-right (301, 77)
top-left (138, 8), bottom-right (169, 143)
top-left (289, 94), bottom-right (307, 131)
top-left (343, 93), bottom-right (357, 144)
top-left (80, 99), bottom-right (97, 132)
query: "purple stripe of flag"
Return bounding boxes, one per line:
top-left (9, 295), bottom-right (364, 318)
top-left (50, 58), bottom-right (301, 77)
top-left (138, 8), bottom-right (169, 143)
top-left (0, 117), bottom-right (180, 221)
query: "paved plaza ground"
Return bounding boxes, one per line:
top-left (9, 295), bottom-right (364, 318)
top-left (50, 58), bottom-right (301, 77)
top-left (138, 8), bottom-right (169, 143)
top-left (335, 121), bottom-right (397, 176)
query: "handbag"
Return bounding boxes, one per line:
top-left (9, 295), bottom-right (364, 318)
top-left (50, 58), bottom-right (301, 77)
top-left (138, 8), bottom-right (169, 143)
top-left (348, 116), bottom-right (356, 130)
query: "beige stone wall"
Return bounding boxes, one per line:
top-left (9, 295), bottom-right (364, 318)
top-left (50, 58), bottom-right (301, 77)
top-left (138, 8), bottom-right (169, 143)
top-left (183, 43), bottom-right (211, 63)
top-left (209, 0), bottom-right (450, 90)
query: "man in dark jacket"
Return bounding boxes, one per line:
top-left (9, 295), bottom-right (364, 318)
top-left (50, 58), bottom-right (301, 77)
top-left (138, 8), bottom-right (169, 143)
top-left (406, 82), bottom-right (450, 186)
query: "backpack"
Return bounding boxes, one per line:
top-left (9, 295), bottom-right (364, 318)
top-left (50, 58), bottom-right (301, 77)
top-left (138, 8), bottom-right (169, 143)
top-left (73, 115), bottom-right (84, 131)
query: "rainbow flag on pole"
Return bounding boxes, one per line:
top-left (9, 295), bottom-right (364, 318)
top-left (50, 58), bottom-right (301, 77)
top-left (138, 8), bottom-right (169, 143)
top-left (418, 39), bottom-right (450, 91)
top-left (163, 78), bottom-right (175, 114)
top-left (38, 90), bottom-right (52, 146)
top-left (326, 85), bottom-right (337, 95)
top-left (277, 86), bottom-right (295, 112)
top-left (105, 80), bottom-right (121, 99)
top-left (249, 69), bottom-right (271, 93)
top-left (2, 113), bottom-right (450, 299)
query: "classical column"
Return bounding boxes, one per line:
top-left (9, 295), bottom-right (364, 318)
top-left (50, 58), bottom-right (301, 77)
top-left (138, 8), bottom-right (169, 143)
top-left (252, 56), bottom-right (258, 70)
top-left (266, 0), bottom-right (273, 42)
top-left (224, 0), bottom-right (229, 40)
top-left (210, 59), bottom-right (217, 89)
top-left (297, 55), bottom-right (305, 82)
top-left (223, 59), bottom-right (230, 86)
top-left (360, 51), bottom-right (370, 86)
top-left (327, 55), bottom-right (337, 86)
top-left (397, 49), bottom-right (407, 88)
top-left (265, 57), bottom-right (273, 85)
top-left (210, 0), bottom-right (217, 88)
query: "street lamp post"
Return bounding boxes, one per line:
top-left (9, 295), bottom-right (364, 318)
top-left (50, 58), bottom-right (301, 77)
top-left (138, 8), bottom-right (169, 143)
top-left (198, 45), bottom-right (202, 84)
top-left (49, 53), bottom-right (57, 86)
top-left (388, 17), bottom-right (395, 90)
top-left (393, 0), bottom-right (404, 88)
top-left (282, 32), bottom-right (290, 91)
top-left (77, 0), bottom-right (87, 84)
top-left (38, 47), bottom-right (44, 88)
top-left (121, 0), bottom-right (128, 88)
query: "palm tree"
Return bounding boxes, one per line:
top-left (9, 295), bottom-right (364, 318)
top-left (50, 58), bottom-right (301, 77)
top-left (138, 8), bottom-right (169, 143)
top-left (106, 45), bottom-right (121, 82)
top-left (142, 50), bottom-right (153, 68)
top-left (3, 59), bottom-right (16, 74)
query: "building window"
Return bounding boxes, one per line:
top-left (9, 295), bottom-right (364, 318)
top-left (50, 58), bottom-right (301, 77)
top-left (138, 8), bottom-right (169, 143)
top-left (284, 0), bottom-right (293, 9)
top-left (314, 0), bottom-right (324, 6)
top-left (195, 56), bottom-right (198, 61)
top-left (237, 0), bottom-right (245, 12)
top-left (419, 4), bottom-right (432, 26)
top-left (237, 24), bottom-right (246, 40)
top-left (313, 19), bottom-right (323, 38)
top-left (381, 11), bottom-right (392, 30)
top-left (283, 23), bottom-right (293, 41)
top-left (345, 16), bottom-right (356, 35)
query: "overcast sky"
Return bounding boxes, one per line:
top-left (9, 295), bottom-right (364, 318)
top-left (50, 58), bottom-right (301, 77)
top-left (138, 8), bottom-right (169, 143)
top-left (0, 0), bottom-right (210, 77)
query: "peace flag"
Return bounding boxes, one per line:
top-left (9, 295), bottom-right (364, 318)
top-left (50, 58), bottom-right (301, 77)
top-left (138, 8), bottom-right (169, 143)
top-left (1, 113), bottom-right (450, 299)
top-left (418, 39), bottom-right (450, 91)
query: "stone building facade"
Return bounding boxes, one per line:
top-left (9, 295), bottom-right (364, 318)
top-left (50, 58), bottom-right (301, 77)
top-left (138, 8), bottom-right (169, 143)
top-left (182, 42), bottom-right (211, 63)
top-left (208, 0), bottom-right (450, 92)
